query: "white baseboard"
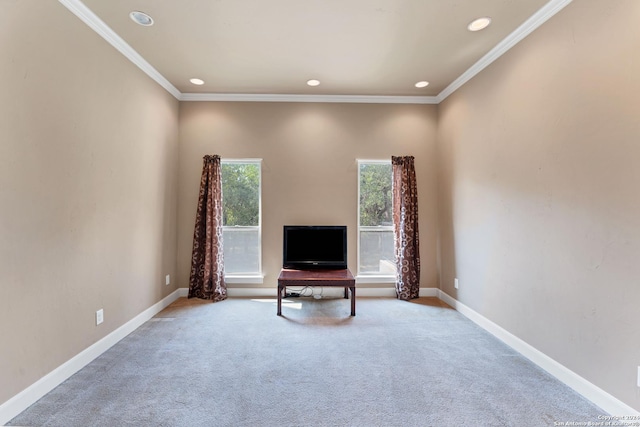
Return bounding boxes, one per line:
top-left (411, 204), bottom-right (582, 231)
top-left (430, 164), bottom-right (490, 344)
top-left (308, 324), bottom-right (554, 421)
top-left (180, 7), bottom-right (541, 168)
top-left (419, 287), bottom-right (439, 297)
top-left (438, 290), bottom-right (639, 416)
top-left (213, 286), bottom-right (438, 298)
top-left (0, 289), bottom-right (182, 426)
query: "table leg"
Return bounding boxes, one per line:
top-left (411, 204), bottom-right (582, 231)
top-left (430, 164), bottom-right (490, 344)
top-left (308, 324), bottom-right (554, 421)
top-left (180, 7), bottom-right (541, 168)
top-left (277, 283), bottom-right (282, 316)
top-left (343, 286), bottom-right (348, 299)
top-left (350, 286), bottom-right (356, 316)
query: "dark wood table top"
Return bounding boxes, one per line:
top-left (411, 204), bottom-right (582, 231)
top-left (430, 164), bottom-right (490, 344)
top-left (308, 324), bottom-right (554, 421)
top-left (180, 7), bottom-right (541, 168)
top-left (278, 268), bottom-right (355, 284)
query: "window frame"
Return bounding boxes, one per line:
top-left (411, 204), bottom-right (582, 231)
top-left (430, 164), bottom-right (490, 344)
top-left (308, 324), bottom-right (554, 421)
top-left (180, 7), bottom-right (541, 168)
top-left (221, 158), bottom-right (264, 284)
top-left (356, 159), bottom-right (396, 283)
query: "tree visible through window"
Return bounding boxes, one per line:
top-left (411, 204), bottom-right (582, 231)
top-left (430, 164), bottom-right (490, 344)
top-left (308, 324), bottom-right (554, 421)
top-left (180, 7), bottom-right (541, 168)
top-left (358, 161), bottom-right (396, 276)
top-left (221, 160), bottom-right (261, 275)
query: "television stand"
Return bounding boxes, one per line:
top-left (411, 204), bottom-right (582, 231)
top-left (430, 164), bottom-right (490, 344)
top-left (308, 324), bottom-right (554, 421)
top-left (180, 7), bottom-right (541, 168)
top-left (277, 268), bottom-right (356, 316)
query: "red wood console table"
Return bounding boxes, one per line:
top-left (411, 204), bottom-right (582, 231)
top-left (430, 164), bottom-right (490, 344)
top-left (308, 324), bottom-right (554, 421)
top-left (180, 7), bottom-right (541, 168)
top-left (277, 269), bottom-right (356, 316)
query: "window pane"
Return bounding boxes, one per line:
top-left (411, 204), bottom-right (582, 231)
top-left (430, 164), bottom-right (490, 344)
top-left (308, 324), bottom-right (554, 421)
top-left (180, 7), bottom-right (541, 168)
top-left (223, 227), bottom-right (260, 274)
top-left (358, 160), bottom-right (395, 276)
top-left (221, 160), bottom-right (261, 275)
top-left (221, 163), bottom-right (260, 226)
top-left (359, 163), bottom-right (392, 227)
top-left (359, 229), bottom-right (396, 274)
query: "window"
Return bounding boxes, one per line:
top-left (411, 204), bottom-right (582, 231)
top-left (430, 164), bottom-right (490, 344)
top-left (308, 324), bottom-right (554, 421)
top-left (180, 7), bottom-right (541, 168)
top-left (221, 160), bottom-right (262, 279)
top-left (358, 160), bottom-right (396, 278)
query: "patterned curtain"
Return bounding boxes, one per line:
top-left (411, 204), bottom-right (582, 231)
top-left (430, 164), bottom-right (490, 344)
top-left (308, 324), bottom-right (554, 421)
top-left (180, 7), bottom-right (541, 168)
top-left (392, 156), bottom-right (420, 300)
top-left (188, 155), bottom-right (227, 301)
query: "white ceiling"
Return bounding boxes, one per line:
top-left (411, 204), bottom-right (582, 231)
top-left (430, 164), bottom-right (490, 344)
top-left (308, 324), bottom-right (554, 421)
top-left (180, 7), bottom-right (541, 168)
top-left (61, 0), bottom-right (571, 102)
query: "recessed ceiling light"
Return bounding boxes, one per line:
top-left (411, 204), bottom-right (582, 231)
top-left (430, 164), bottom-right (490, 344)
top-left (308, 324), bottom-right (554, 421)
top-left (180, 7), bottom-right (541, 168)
top-left (468, 17), bottom-right (491, 32)
top-left (415, 81), bottom-right (429, 88)
top-left (307, 79), bottom-right (320, 87)
top-left (190, 78), bottom-right (205, 85)
top-left (129, 11), bottom-right (154, 27)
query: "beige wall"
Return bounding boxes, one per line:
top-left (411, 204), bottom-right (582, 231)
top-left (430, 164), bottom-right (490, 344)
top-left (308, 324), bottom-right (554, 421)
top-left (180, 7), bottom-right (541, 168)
top-left (0, 1), bottom-right (179, 405)
top-left (177, 102), bottom-right (439, 290)
top-left (437, 0), bottom-right (640, 410)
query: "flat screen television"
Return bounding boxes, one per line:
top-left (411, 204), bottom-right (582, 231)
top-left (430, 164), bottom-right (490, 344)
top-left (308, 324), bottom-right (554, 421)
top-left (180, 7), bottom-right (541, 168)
top-left (283, 225), bottom-right (347, 270)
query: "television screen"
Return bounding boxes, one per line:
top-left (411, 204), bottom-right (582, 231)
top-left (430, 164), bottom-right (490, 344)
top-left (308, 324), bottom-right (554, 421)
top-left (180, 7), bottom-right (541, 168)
top-left (283, 225), bottom-right (347, 270)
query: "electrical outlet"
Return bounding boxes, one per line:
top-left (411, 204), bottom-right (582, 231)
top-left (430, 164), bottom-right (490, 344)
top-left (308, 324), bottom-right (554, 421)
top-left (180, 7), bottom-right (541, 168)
top-left (165, 274), bottom-right (170, 286)
top-left (454, 278), bottom-right (459, 289)
top-left (96, 309), bottom-right (104, 326)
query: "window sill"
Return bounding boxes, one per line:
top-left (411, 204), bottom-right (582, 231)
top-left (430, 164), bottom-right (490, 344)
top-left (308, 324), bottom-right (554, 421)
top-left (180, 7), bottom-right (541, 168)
top-left (355, 275), bottom-right (396, 284)
top-left (225, 274), bottom-right (264, 285)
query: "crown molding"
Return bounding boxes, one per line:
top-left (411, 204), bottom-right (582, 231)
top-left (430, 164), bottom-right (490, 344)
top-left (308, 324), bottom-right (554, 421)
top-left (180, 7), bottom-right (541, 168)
top-left (58, 0), bottom-right (181, 100)
top-left (436, 0), bottom-right (573, 103)
top-left (179, 92), bottom-right (438, 104)
top-left (60, 0), bottom-right (571, 105)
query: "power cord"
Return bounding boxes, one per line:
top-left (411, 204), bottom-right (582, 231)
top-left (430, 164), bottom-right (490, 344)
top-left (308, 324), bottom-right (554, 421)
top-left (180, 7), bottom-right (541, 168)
top-left (284, 286), bottom-right (321, 298)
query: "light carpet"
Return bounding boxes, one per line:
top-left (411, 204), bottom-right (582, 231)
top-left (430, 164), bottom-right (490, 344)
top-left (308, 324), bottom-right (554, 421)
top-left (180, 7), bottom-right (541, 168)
top-left (8, 297), bottom-right (604, 426)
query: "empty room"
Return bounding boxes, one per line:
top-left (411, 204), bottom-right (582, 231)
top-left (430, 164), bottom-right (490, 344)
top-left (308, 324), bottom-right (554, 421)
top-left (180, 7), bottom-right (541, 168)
top-left (1, 0), bottom-right (639, 425)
